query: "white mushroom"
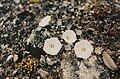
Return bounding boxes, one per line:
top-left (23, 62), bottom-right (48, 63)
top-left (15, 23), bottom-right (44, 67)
top-left (62, 30), bottom-right (77, 44)
top-left (43, 38), bottom-right (62, 55)
top-left (74, 40), bottom-right (93, 59)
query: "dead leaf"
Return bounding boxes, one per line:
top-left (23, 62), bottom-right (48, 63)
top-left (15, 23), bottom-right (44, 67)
top-left (103, 51), bottom-right (118, 70)
top-left (13, 54), bottom-right (18, 62)
top-left (30, 0), bottom-right (40, 3)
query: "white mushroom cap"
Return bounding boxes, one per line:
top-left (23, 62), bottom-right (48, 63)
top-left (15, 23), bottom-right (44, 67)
top-left (74, 40), bottom-right (93, 59)
top-left (43, 38), bottom-right (62, 55)
top-left (62, 30), bottom-right (77, 44)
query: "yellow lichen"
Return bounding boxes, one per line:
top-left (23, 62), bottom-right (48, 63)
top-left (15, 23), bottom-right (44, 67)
top-left (16, 55), bottom-right (39, 74)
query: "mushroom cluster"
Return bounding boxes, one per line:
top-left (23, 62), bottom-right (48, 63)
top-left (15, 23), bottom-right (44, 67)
top-left (42, 29), bottom-right (93, 59)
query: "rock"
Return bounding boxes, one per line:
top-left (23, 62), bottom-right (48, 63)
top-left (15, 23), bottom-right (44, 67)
top-left (64, 44), bottom-right (71, 51)
top-left (57, 19), bottom-right (62, 26)
top-left (14, 0), bottom-right (20, 4)
top-left (46, 57), bottom-right (54, 65)
top-left (75, 30), bottom-right (82, 35)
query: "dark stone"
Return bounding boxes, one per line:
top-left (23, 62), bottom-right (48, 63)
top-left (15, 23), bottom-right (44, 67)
top-left (17, 11), bottom-right (30, 21)
top-left (26, 44), bottom-right (46, 58)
